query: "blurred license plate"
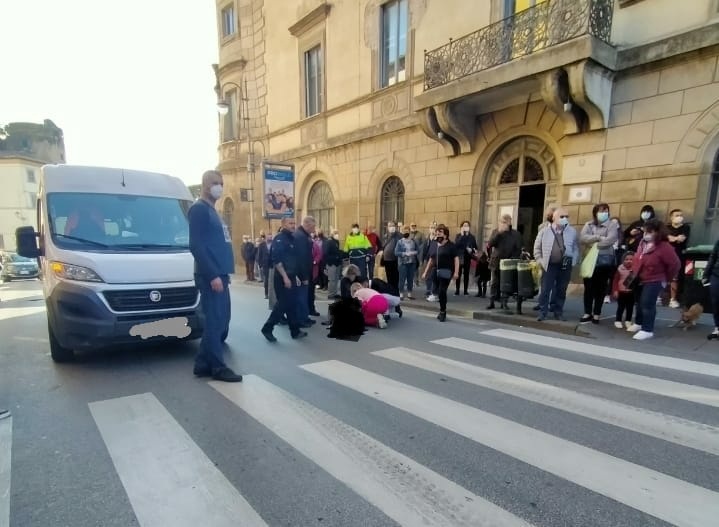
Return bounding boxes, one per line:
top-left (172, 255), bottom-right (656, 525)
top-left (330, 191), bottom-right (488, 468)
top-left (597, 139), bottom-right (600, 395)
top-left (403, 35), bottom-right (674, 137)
top-left (20, 271), bottom-right (29, 275)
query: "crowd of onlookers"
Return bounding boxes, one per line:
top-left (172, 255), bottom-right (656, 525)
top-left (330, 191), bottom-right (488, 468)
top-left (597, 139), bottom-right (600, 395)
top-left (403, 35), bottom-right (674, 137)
top-left (240, 201), bottom-right (719, 341)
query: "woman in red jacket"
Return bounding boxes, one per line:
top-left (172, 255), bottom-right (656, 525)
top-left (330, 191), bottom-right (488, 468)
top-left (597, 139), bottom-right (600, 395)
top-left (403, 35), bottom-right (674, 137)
top-left (627, 219), bottom-right (680, 340)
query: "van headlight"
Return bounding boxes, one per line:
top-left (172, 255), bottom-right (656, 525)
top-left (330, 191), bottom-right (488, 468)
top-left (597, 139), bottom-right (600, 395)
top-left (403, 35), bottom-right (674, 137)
top-left (50, 261), bottom-right (104, 282)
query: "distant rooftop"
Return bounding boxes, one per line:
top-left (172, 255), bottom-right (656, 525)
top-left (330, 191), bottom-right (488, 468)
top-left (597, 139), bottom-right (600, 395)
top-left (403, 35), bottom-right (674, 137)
top-left (0, 119), bottom-right (66, 164)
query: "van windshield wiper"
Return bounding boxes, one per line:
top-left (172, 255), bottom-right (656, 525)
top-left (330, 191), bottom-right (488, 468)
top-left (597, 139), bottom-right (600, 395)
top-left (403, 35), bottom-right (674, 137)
top-left (113, 243), bottom-right (188, 249)
top-left (54, 233), bottom-right (109, 248)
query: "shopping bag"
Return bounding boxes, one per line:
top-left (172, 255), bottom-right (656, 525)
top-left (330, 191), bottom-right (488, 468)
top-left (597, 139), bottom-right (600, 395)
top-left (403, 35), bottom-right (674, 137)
top-left (580, 243), bottom-right (599, 279)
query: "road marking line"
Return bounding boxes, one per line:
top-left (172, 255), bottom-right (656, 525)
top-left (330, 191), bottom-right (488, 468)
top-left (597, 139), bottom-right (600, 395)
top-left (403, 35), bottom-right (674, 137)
top-left (433, 337), bottom-right (719, 408)
top-left (0, 416), bottom-right (11, 527)
top-left (373, 347), bottom-right (719, 456)
top-left (300, 360), bottom-right (719, 527)
top-left (210, 376), bottom-right (533, 527)
top-left (482, 329), bottom-right (719, 378)
top-left (0, 307), bottom-right (46, 323)
top-left (89, 393), bottom-right (267, 527)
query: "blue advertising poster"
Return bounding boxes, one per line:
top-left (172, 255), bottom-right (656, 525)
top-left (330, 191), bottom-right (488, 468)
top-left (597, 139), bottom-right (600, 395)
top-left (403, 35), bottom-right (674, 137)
top-left (262, 163), bottom-right (295, 219)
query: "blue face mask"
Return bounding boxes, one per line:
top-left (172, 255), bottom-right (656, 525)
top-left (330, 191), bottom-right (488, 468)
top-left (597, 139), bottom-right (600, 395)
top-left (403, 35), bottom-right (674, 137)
top-left (559, 217), bottom-right (569, 227)
top-left (597, 212), bottom-right (609, 223)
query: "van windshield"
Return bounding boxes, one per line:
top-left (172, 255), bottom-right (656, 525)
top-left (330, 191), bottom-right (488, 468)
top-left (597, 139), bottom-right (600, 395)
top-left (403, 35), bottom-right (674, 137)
top-left (47, 192), bottom-right (192, 251)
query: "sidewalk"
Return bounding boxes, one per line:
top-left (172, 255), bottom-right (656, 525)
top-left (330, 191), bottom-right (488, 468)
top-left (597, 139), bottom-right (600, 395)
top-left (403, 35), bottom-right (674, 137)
top-left (403, 286), bottom-right (719, 351)
top-left (236, 279), bottom-right (719, 352)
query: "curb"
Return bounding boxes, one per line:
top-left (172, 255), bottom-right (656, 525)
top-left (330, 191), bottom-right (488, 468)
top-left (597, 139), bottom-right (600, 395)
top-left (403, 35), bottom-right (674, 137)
top-left (234, 280), bottom-right (592, 338)
top-left (401, 301), bottom-right (593, 338)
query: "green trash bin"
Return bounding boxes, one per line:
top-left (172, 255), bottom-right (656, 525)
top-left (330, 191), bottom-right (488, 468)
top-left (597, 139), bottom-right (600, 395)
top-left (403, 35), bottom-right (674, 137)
top-left (682, 245), bottom-right (714, 311)
top-left (517, 261), bottom-right (536, 298)
top-left (499, 259), bottom-right (519, 296)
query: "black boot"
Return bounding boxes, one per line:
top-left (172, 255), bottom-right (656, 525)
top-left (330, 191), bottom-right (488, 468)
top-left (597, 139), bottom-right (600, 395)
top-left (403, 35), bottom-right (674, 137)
top-left (487, 300), bottom-right (495, 309)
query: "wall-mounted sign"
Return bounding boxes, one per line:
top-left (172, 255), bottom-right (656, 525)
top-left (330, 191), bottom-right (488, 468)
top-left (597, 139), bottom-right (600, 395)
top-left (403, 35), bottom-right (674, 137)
top-left (562, 153), bottom-right (604, 184)
top-left (568, 186), bottom-right (592, 203)
top-left (262, 163), bottom-right (295, 219)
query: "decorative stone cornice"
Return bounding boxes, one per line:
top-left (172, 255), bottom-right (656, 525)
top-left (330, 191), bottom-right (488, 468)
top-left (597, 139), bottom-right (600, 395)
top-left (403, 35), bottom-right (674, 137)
top-left (288, 3), bottom-right (331, 37)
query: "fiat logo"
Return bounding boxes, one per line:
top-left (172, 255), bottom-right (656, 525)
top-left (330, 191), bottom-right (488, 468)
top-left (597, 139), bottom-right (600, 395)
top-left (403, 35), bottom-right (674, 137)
top-left (149, 290), bottom-right (162, 303)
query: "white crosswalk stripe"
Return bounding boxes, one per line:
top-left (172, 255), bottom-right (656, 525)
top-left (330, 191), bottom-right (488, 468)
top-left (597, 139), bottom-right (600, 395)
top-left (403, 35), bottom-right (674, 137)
top-left (89, 393), bottom-right (268, 527)
top-left (482, 328), bottom-right (719, 378)
top-left (0, 416), bottom-right (11, 527)
top-left (210, 376), bottom-right (533, 527)
top-left (372, 347), bottom-right (719, 456)
top-left (434, 337), bottom-right (719, 407)
top-left (299, 360), bottom-right (719, 527)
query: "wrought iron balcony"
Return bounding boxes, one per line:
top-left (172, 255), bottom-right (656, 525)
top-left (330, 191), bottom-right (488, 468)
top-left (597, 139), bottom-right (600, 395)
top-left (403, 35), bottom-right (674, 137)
top-left (423, 0), bottom-right (614, 91)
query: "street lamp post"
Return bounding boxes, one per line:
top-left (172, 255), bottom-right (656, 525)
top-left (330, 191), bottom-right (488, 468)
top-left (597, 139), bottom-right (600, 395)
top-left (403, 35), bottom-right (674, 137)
top-left (216, 80), bottom-right (258, 240)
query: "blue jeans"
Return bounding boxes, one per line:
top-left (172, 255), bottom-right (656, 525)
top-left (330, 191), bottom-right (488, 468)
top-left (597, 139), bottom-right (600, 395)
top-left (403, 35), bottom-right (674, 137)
top-left (399, 262), bottom-right (415, 294)
top-left (194, 274), bottom-right (230, 372)
top-left (635, 281), bottom-right (664, 332)
top-left (295, 283), bottom-right (310, 322)
top-left (425, 265), bottom-right (435, 296)
top-left (537, 262), bottom-right (572, 316)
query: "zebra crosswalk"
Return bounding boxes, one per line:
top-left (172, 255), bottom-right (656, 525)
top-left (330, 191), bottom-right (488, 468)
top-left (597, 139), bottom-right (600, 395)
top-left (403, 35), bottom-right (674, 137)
top-left (5, 329), bottom-right (719, 527)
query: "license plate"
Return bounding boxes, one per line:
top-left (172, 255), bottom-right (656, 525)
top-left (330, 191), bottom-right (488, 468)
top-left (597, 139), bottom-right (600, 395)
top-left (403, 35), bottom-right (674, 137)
top-left (20, 271), bottom-right (29, 275)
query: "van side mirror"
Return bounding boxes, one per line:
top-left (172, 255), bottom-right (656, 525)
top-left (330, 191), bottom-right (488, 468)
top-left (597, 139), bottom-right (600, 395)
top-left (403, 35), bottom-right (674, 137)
top-left (16, 226), bottom-right (40, 258)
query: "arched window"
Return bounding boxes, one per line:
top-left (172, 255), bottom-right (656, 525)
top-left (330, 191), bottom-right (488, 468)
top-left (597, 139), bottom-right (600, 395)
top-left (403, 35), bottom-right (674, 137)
top-left (222, 198), bottom-right (234, 236)
top-left (380, 176), bottom-right (405, 227)
top-left (307, 181), bottom-right (335, 231)
top-left (498, 156), bottom-right (544, 185)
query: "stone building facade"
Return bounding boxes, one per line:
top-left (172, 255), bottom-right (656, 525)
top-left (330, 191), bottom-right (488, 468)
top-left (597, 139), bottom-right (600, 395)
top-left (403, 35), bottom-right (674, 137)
top-left (214, 0), bottom-right (719, 254)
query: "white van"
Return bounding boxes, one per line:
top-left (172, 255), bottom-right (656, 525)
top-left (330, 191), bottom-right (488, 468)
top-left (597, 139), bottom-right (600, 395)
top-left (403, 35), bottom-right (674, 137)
top-left (16, 164), bottom-right (203, 361)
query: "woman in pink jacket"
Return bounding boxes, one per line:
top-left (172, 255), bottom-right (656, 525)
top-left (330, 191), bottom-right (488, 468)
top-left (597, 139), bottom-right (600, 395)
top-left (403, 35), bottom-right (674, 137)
top-left (350, 282), bottom-right (389, 329)
top-left (627, 219), bottom-right (680, 340)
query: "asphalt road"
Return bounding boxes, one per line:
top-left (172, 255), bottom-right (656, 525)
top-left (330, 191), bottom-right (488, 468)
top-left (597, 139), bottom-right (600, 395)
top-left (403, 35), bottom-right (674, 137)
top-left (1, 278), bottom-right (718, 527)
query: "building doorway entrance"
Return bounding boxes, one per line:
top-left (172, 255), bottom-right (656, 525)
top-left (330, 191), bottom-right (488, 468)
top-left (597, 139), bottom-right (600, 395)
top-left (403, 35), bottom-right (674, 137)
top-left (517, 183), bottom-right (546, 250)
top-left (478, 135), bottom-right (559, 248)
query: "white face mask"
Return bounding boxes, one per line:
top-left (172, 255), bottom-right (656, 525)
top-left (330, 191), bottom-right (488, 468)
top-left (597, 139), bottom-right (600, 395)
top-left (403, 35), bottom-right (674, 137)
top-left (673, 216), bottom-right (684, 224)
top-left (388, 227), bottom-right (396, 233)
top-left (351, 228), bottom-right (359, 234)
top-left (210, 184), bottom-right (223, 200)
top-left (640, 212), bottom-right (651, 221)
top-left (333, 234), bottom-right (340, 240)
top-left (462, 227), bottom-right (469, 233)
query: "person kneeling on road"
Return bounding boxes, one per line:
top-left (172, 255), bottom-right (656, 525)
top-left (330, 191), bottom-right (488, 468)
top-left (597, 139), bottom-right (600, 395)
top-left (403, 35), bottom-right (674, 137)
top-left (350, 282), bottom-right (389, 329)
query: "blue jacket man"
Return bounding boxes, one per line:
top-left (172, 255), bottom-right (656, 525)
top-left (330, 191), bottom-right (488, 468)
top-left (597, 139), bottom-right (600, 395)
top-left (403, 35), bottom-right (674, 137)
top-left (188, 170), bottom-right (242, 382)
top-left (261, 217), bottom-right (307, 342)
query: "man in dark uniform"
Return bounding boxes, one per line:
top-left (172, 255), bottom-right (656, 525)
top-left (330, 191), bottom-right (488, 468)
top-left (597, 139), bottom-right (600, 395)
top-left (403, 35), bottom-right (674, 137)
top-left (261, 217), bottom-right (308, 342)
top-left (188, 170), bottom-right (242, 382)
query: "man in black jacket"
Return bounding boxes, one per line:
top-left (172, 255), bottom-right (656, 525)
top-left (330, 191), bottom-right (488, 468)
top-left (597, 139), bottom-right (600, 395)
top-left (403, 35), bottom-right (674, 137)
top-left (241, 235), bottom-right (256, 282)
top-left (294, 216), bottom-right (317, 325)
top-left (379, 221), bottom-right (401, 292)
top-left (323, 229), bottom-right (345, 299)
top-left (487, 214), bottom-right (522, 310)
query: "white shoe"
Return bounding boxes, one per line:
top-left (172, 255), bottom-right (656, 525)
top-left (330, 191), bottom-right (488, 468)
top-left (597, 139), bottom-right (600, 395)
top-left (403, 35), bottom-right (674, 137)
top-left (614, 321), bottom-right (623, 329)
top-left (400, 293), bottom-right (405, 300)
top-left (604, 295), bottom-right (611, 304)
top-left (624, 321), bottom-right (633, 329)
top-left (377, 313), bottom-right (387, 329)
top-left (427, 295), bottom-right (438, 302)
top-left (656, 298), bottom-right (664, 306)
top-left (626, 323), bottom-right (641, 332)
top-left (633, 330), bottom-right (654, 340)
top-left (669, 299), bottom-right (680, 309)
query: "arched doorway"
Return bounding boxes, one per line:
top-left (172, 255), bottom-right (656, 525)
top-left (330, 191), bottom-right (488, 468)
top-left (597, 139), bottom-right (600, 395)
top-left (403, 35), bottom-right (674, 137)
top-left (222, 197), bottom-right (234, 235)
top-left (481, 135), bottom-right (558, 249)
top-left (307, 181), bottom-right (335, 231)
top-left (705, 147), bottom-right (719, 242)
top-left (380, 176), bottom-right (405, 228)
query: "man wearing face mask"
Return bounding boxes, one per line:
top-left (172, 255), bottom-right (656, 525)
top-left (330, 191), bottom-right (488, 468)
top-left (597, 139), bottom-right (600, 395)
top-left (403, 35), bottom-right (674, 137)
top-left (323, 229), bottom-right (345, 299)
top-left (344, 223), bottom-right (372, 281)
top-left (533, 208), bottom-right (579, 321)
top-left (188, 170), bottom-right (242, 382)
top-left (378, 221), bottom-right (402, 294)
top-left (624, 204), bottom-right (655, 253)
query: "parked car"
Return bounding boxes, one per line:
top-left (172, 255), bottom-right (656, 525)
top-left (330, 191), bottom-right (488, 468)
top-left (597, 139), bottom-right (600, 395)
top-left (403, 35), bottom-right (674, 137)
top-left (0, 251), bottom-right (39, 281)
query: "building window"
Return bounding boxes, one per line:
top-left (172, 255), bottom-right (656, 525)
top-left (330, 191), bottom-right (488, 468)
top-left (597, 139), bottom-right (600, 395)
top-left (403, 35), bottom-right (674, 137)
top-left (222, 89), bottom-right (238, 141)
top-left (307, 181), bottom-right (334, 230)
top-left (304, 45), bottom-right (323, 117)
top-left (380, 176), bottom-right (405, 227)
top-left (221, 4), bottom-right (236, 38)
top-left (223, 198), bottom-right (234, 236)
top-left (380, 0), bottom-right (408, 88)
top-left (26, 168), bottom-right (36, 183)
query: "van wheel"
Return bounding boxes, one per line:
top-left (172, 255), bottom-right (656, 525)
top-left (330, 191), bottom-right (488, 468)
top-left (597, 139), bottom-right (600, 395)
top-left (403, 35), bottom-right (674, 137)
top-left (48, 322), bottom-right (74, 362)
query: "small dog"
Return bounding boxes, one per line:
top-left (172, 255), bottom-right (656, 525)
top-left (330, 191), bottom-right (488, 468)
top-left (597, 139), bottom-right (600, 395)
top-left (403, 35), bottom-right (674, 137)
top-left (671, 302), bottom-right (704, 330)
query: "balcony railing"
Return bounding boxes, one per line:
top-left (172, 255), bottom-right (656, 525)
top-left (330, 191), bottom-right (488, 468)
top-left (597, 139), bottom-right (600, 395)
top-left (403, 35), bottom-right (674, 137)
top-left (423, 0), bottom-right (614, 91)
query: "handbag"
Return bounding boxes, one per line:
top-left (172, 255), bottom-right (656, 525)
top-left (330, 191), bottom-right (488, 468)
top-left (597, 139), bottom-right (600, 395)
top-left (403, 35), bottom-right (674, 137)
top-left (596, 252), bottom-right (616, 267)
top-left (437, 268), bottom-right (452, 280)
top-left (580, 243), bottom-right (599, 278)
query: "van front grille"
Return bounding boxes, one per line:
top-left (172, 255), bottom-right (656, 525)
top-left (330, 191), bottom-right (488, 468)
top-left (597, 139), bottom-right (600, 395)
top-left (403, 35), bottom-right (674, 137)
top-left (103, 287), bottom-right (198, 312)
